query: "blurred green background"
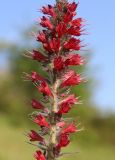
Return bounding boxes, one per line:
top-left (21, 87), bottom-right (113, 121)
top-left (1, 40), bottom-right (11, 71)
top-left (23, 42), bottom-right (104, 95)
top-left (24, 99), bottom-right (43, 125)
top-left (0, 28), bottom-right (115, 160)
top-left (0, 0), bottom-right (115, 160)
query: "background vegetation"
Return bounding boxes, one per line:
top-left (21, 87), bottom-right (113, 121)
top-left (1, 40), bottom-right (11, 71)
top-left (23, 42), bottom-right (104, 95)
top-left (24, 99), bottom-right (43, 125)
top-left (0, 27), bottom-right (115, 160)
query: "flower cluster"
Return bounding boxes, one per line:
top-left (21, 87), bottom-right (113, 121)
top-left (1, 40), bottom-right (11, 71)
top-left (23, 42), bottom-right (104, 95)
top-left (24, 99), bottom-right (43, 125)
top-left (25, 0), bottom-right (85, 160)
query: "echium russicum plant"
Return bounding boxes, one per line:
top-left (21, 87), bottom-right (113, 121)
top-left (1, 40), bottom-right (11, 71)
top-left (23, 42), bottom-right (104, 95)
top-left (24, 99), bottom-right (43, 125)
top-left (24, 0), bottom-right (86, 160)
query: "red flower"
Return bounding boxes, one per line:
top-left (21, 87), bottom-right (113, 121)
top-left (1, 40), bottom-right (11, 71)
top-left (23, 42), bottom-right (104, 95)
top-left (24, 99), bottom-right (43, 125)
top-left (65, 54), bottom-right (84, 66)
top-left (34, 150), bottom-right (46, 160)
top-left (62, 122), bottom-right (77, 134)
top-left (61, 70), bottom-right (81, 87)
top-left (58, 103), bottom-right (71, 114)
top-left (31, 99), bottom-right (44, 109)
top-left (28, 130), bottom-right (44, 142)
top-left (64, 38), bottom-right (81, 50)
top-left (37, 31), bottom-right (47, 43)
top-left (67, 2), bottom-right (78, 12)
top-left (41, 5), bottom-right (56, 18)
top-left (71, 18), bottom-right (83, 28)
top-left (57, 133), bottom-right (70, 148)
top-left (67, 26), bottom-right (81, 36)
top-left (63, 11), bottom-right (74, 23)
top-left (34, 114), bottom-right (49, 128)
top-left (56, 23), bottom-right (67, 38)
top-left (58, 95), bottom-right (77, 114)
top-left (31, 71), bottom-right (45, 82)
top-left (54, 56), bottom-right (64, 71)
top-left (49, 38), bottom-right (60, 53)
top-left (43, 38), bottom-right (60, 53)
top-left (32, 50), bottom-right (47, 62)
top-left (40, 16), bottom-right (53, 30)
top-left (38, 81), bottom-right (52, 97)
top-left (60, 94), bottom-right (77, 105)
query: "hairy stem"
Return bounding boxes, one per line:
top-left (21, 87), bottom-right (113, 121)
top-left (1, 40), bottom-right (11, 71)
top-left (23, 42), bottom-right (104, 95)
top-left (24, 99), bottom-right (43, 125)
top-left (52, 79), bottom-right (60, 113)
top-left (47, 79), bottom-right (60, 160)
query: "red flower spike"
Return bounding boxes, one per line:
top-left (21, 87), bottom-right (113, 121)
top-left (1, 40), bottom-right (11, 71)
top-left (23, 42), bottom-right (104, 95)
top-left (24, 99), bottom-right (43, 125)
top-left (31, 71), bottom-right (45, 83)
top-left (32, 50), bottom-right (47, 62)
top-left (54, 56), bottom-right (64, 71)
top-left (64, 38), bottom-right (81, 50)
top-left (41, 5), bottom-right (56, 18)
top-left (57, 133), bottom-right (70, 148)
top-left (56, 23), bottom-right (67, 38)
top-left (65, 54), bottom-right (84, 66)
top-left (61, 70), bottom-right (81, 87)
top-left (28, 130), bottom-right (44, 142)
top-left (38, 81), bottom-right (53, 97)
top-left (34, 150), bottom-right (46, 160)
top-left (37, 31), bottom-right (47, 43)
top-left (40, 16), bottom-right (53, 30)
top-left (25, 1), bottom-right (87, 159)
top-left (31, 99), bottom-right (44, 110)
top-left (34, 114), bottom-right (50, 128)
top-left (62, 122), bottom-right (77, 134)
